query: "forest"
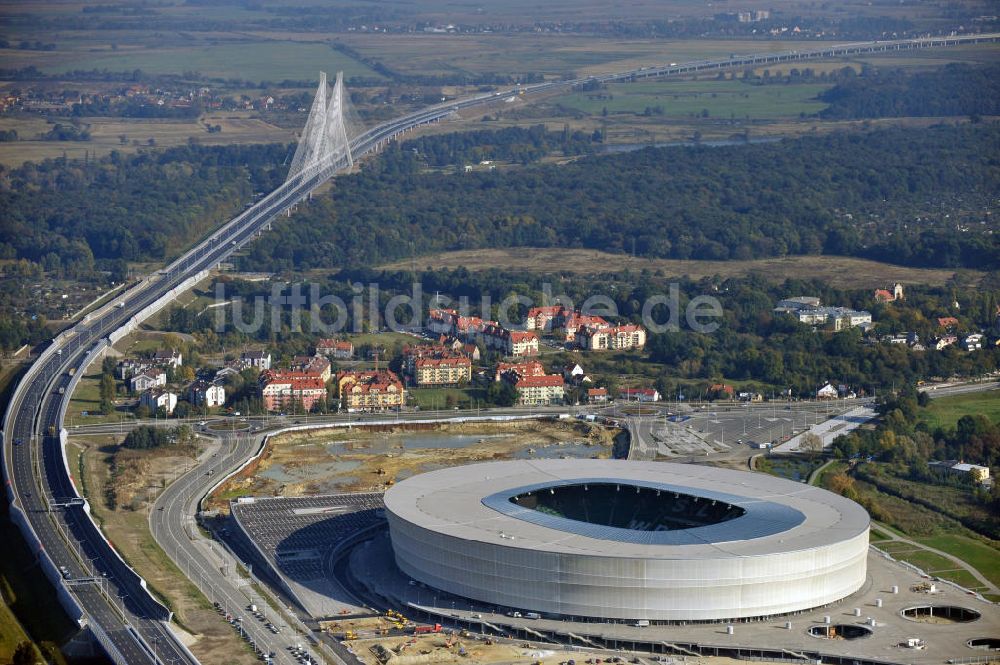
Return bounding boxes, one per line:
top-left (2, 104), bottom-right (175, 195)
top-left (241, 122), bottom-right (999, 273)
top-left (819, 63), bottom-right (1000, 120)
top-left (0, 143), bottom-right (289, 271)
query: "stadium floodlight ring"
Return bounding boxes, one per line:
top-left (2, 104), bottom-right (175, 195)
top-left (384, 459), bottom-right (869, 621)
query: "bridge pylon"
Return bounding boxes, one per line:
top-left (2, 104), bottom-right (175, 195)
top-left (286, 71), bottom-right (354, 181)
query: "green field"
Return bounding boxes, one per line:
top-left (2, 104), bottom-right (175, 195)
top-left (920, 389), bottom-right (1000, 431)
top-left (408, 386), bottom-right (487, 410)
top-left (66, 372), bottom-right (123, 426)
top-left (0, 40), bottom-right (381, 82)
top-left (556, 79), bottom-right (830, 119)
top-left (916, 534), bottom-right (1000, 588)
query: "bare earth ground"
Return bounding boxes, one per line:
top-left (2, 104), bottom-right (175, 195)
top-left (341, 626), bottom-right (761, 665)
top-left (208, 420), bottom-right (618, 511)
top-left (380, 248), bottom-right (980, 288)
top-left (67, 435), bottom-right (259, 665)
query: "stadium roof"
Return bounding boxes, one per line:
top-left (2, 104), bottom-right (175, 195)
top-left (383, 459), bottom-right (869, 559)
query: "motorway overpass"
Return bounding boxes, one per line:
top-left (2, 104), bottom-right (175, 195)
top-left (3, 31), bottom-right (999, 665)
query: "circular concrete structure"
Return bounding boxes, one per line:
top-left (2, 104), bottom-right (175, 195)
top-left (383, 460), bottom-right (869, 621)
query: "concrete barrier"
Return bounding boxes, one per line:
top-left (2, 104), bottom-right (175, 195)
top-left (6, 502), bottom-right (86, 627)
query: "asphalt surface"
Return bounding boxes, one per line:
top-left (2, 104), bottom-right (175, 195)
top-left (3, 31), bottom-right (999, 664)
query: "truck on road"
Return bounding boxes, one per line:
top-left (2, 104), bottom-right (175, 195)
top-left (413, 623), bottom-right (442, 634)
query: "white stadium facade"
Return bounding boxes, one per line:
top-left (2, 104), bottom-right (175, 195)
top-left (383, 460), bottom-right (870, 622)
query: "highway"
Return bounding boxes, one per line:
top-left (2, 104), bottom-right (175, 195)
top-left (3, 31), bottom-right (999, 665)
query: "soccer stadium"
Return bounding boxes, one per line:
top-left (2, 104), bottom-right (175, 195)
top-left (383, 459), bottom-right (870, 622)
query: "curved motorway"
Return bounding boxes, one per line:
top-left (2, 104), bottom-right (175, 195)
top-left (3, 32), bottom-right (999, 665)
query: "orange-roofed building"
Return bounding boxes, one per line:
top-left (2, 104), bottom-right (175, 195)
top-left (337, 370), bottom-right (406, 412)
top-left (512, 373), bottom-right (565, 406)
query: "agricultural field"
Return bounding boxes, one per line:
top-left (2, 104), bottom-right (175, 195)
top-left (380, 249), bottom-right (982, 289)
top-left (336, 34), bottom-right (1000, 79)
top-left (336, 35), bottom-right (834, 78)
top-left (0, 36), bottom-right (381, 82)
top-left (554, 78), bottom-right (831, 120)
top-left (0, 112), bottom-right (295, 167)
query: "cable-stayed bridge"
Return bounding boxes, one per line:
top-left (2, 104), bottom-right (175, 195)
top-left (2, 31), bottom-right (998, 665)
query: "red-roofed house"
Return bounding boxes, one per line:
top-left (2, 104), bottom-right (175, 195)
top-left (620, 387), bottom-right (661, 402)
top-left (937, 317), bottom-right (960, 329)
top-left (709, 383), bottom-right (735, 399)
top-left (585, 387), bottom-right (609, 404)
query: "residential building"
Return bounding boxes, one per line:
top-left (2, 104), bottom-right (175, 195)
top-left (495, 360), bottom-right (546, 382)
top-left (937, 317), bottom-right (959, 329)
top-left (620, 388), bottom-right (660, 402)
top-left (337, 370), bottom-right (406, 412)
top-left (817, 382), bottom-right (839, 399)
top-left (963, 333), bottom-right (984, 351)
top-left (413, 356), bottom-right (472, 386)
top-left (403, 344), bottom-right (474, 385)
top-left (292, 355), bottom-right (332, 382)
top-left (259, 370), bottom-right (327, 412)
top-left (153, 348), bottom-right (183, 369)
top-left (585, 387), bottom-right (609, 404)
top-left (563, 363), bottom-right (585, 383)
top-left (709, 384), bottom-right (735, 399)
top-left (482, 325), bottom-right (539, 357)
top-left (130, 369), bottom-right (166, 393)
top-left (188, 380), bottom-right (226, 408)
top-left (512, 374), bottom-right (564, 406)
top-left (316, 339), bottom-right (353, 359)
top-left (214, 366), bottom-right (241, 382)
top-left (561, 312), bottom-right (608, 341)
top-left (117, 358), bottom-right (154, 380)
top-left (577, 323), bottom-right (647, 351)
top-left (240, 350), bottom-right (271, 371)
top-left (934, 335), bottom-right (958, 351)
top-left (139, 388), bottom-right (177, 415)
top-left (525, 305), bottom-right (566, 332)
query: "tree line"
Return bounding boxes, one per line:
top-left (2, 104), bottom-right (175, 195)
top-left (241, 122), bottom-right (999, 273)
top-left (819, 63), bottom-right (1000, 120)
